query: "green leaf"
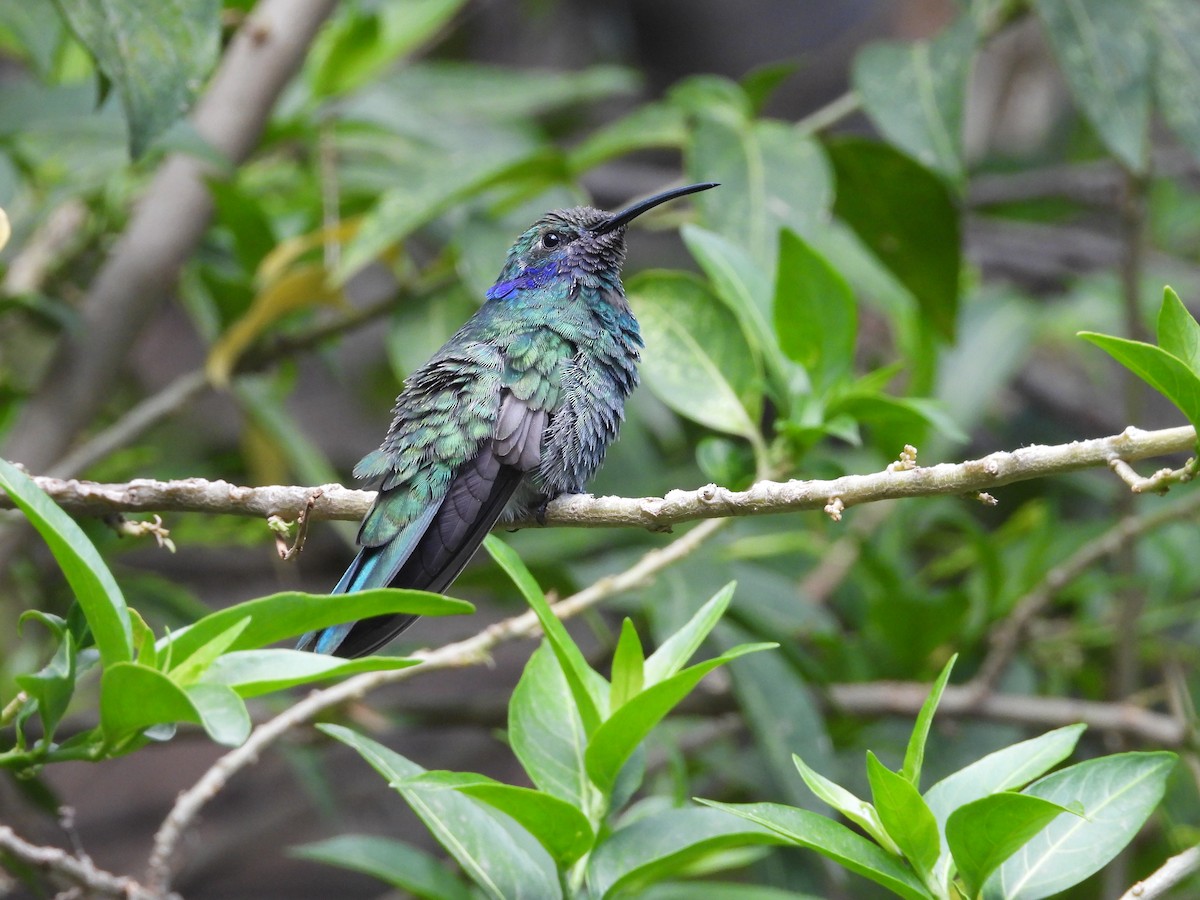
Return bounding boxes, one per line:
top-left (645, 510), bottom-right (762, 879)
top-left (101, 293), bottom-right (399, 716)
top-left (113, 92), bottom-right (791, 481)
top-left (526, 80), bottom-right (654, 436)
top-left (699, 800), bottom-right (931, 900)
top-left (182, 682), bottom-right (250, 746)
top-left (867, 752), bottom-right (942, 888)
top-left (320, 724), bottom-right (562, 900)
top-left (483, 535), bottom-right (605, 733)
top-left (0, 457), bottom-right (132, 666)
top-left (292, 834), bottom-right (472, 900)
top-left (793, 754), bottom-right (899, 854)
top-left (826, 138), bottom-right (961, 340)
top-left (402, 771), bottom-right (593, 866)
top-left (100, 662), bottom-right (248, 746)
top-left (51, 0), bottom-right (220, 157)
top-left (568, 102), bottom-right (687, 173)
top-left (687, 116), bottom-right (833, 273)
top-left (335, 142), bottom-right (546, 283)
top-left (307, 0), bottom-right (469, 99)
top-left (1150, 0), bottom-right (1200, 163)
top-left (947, 793), bottom-right (1080, 898)
top-left (852, 18), bottom-right (976, 180)
top-left (629, 271), bottom-right (764, 442)
top-left (159, 589), bottom-right (473, 663)
top-left (925, 724), bottom-right (1086, 888)
top-left (585, 643), bottom-right (775, 794)
top-left (984, 751), bottom-right (1176, 899)
top-left (644, 582), bottom-right (735, 684)
top-left (774, 229), bottom-right (856, 390)
top-left (1156, 286), bottom-right (1200, 373)
top-left (902, 654), bottom-right (956, 788)
top-left (198, 649), bottom-right (419, 697)
top-left (15, 624), bottom-right (75, 744)
top-left (588, 806), bottom-right (783, 899)
top-left (1078, 331), bottom-right (1200, 432)
top-left (1032, 0), bottom-right (1152, 172)
top-left (508, 643), bottom-right (590, 810)
top-left (925, 725), bottom-right (1087, 829)
top-left (169, 616), bottom-right (251, 685)
top-left (681, 224), bottom-right (790, 399)
top-left (610, 619), bottom-right (645, 710)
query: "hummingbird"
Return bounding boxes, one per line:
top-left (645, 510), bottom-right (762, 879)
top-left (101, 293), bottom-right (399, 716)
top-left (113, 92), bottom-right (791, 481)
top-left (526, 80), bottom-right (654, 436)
top-left (298, 181), bottom-right (718, 658)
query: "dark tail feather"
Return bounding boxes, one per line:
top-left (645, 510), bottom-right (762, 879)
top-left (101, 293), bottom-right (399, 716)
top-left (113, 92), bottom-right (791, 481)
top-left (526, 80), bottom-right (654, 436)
top-left (306, 452), bottom-right (525, 659)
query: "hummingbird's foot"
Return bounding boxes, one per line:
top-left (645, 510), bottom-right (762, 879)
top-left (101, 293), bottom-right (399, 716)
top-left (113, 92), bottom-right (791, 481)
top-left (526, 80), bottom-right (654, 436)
top-left (534, 497), bottom-right (552, 526)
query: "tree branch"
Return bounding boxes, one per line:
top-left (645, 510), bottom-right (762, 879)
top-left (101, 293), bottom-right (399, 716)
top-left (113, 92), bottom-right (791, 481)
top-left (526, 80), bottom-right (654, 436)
top-left (1118, 845), bottom-right (1200, 900)
top-left (9, 425), bottom-right (1196, 529)
top-left (1, 0), bottom-right (338, 471)
top-left (0, 825), bottom-right (169, 900)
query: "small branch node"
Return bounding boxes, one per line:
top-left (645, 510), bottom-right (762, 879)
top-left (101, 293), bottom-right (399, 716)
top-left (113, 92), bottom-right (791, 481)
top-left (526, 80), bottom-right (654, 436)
top-left (824, 496), bottom-right (845, 522)
top-left (975, 491), bottom-right (998, 506)
top-left (102, 514), bottom-right (175, 553)
top-left (887, 444), bottom-right (919, 472)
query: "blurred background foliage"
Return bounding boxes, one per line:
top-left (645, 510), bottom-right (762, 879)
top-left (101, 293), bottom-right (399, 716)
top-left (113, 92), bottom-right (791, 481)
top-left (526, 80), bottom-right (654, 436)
top-left (3, 0), bottom-right (1200, 896)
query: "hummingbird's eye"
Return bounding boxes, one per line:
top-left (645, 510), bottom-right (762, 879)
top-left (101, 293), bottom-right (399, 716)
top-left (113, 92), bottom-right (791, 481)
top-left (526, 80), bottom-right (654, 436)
top-left (541, 232), bottom-right (563, 250)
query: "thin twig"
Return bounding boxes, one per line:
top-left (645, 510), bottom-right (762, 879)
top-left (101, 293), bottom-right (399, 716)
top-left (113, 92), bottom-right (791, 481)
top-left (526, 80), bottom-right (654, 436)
top-left (144, 517), bottom-right (727, 892)
top-left (1119, 845), bottom-right (1200, 900)
top-left (970, 489), bottom-right (1200, 697)
top-left (0, 825), bottom-right (170, 900)
top-left (9, 424), bottom-right (1197, 527)
top-left (829, 683), bottom-right (1186, 747)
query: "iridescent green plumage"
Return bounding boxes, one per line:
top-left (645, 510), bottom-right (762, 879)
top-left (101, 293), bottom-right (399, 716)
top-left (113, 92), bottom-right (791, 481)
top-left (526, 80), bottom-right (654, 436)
top-left (299, 183), bottom-right (717, 657)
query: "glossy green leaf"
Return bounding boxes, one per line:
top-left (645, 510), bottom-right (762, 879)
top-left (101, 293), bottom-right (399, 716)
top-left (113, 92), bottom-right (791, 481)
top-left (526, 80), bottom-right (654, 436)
top-left (484, 535), bottom-right (604, 733)
top-left (320, 724), bottom-right (562, 900)
top-left (402, 771), bottom-right (593, 866)
top-left (699, 800), bottom-right (931, 900)
top-left (586, 643), bottom-right (775, 794)
top-left (0, 457), bottom-right (132, 666)
top-left (509, 643), bottom-right (591, 810)
top-left (793, 754), bottom-right (898, 854)
top-left (774, 228), bottom-right (856, 390)
top-left (291, 834), bottom-right (472, 900)
top-left (644, 582), bottom-right (735, 684)
top-left (829, 393), bottom-right (969, 447)
top-left (52, 0), bottom-right (220, 156)
top-left (1150, 0), bottom-right (1200, 163)
top-left (902, 654), bottom-right (956, 788)
top-left (925, 724), bottom-right (1086, 888)
top-left (947, 792), bottom-right (1080, 898)
top-left (629, 271), bottom-right (763, 441)
top-left (183, 682), bottom-right (250, 746)
top-left (1032, 0), bottom-right (1152, 172)
top-left (159, 589), bottom-right (473, 663)
top-left (853, 18), bottom-right (975, 180)
top-left (588, 806), bottom-right (783, 899)
top-left (1078, 331), bottom-right (1200, 432)
top-left (100, 662), bottom-right (248, 746)
top-left (867, 752), bottom-right (942, 888)
top-left (826, 138), bottom-right (961, 340)
top-left (610, 619), bottom-right (645, 710)
top-left (687, 117), bottom-right (833, 272)
top-left (1156, 286), bottom-right (1200, 373)
top-left (984, 751), bottom-right (1176, 899)
top-left (198, 649), bottom-right (419, 697)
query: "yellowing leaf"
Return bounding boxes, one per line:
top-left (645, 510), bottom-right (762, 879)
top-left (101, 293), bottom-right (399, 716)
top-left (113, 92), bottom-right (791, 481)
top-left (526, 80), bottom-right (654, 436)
top-left (206, 263), bottom-right (345, 386)
top-left (257, 217), bottom-right (362, 286)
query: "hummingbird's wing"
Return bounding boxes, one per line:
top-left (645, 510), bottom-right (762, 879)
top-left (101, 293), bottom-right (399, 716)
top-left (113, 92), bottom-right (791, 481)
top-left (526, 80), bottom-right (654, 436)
top-left (298, 342), bottom-right (556, 658)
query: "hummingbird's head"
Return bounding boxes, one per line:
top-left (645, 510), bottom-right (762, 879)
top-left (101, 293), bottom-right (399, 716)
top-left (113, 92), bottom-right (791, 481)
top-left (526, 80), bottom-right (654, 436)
top-left (488, 182), bottom-right (718, 301)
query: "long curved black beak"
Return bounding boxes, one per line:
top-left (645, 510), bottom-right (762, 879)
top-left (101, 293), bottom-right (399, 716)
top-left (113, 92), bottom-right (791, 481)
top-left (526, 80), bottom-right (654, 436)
top-left (593, 182), bottom-right (719, 235)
